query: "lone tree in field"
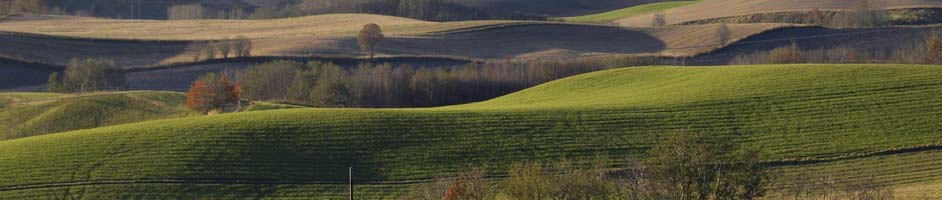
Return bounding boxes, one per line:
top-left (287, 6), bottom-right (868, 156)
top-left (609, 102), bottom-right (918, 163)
top-left (357, 23), bottom-right (384, 59)
top-left (652, 12), bottom-right (667, 27)
top-left (716, 22), bottom-right (731, 46)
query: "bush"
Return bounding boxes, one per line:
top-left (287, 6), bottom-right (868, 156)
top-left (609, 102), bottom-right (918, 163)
top-left (636, 132), bottom-right (773, 200)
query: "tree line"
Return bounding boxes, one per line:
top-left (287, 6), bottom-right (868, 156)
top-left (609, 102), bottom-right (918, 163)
top-left (729, 29), bottom-right (942, 65)
top-left (232, 56), bottom-right (654, 108)
top-left (190, 36), bottom-right (253, 62)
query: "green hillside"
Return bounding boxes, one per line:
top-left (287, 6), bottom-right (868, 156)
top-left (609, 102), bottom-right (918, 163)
top-left (1, 64), bottom-right (941, 198)
top-left (0, 91), bottom-right (307, 141)
top-left (562, 1), bottom-right (700, 24)
top-left (0, 91), bottom-right (195, 140)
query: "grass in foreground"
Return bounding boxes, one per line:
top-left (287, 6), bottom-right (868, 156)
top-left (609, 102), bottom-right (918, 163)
top-left (0, 64), bottom-right (941, 198)
top-left (562, 0), bottom-right (701, 24)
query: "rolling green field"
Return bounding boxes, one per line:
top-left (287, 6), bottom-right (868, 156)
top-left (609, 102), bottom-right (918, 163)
top-left (1, 64), bottom-right (941, 198)
top-left (0, 91), bottom-right (307, 141)
top-left (0, 91), bottom-right (195, 140)
top-left (562, 1), bottom-right (701, 24)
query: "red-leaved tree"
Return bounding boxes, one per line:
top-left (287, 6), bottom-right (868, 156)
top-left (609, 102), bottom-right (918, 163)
top-left (187, 73), bottom-right (241, 114)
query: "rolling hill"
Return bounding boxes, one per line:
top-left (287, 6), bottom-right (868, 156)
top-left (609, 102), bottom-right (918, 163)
top-left (0, 64), bottom-right (941, 198)
top-left (0, 91), bottom-right (305, 140)
top-left (562, 0), bottom-right (700, 24)
top-left (0, 91), bottom-right (195, 140)
top-left (615, 0), bottom-right (942, 26)
top-left (0, 14), bottom-right (794, 68)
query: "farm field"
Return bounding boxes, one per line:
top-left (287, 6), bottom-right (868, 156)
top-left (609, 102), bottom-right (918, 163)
top-left (615, 0), bottom-right (942, 26)
top-left (0, 14), bottom-right (795, 68)
top-left (562, 0), bottom-right (701, 24)
top-left (1, 64), bottom-right (941, 198)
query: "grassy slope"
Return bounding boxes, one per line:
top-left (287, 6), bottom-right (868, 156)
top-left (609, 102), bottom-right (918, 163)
top-left (1, 64), bottom-right (942, 198)
top-left (563, 0), bottom-right (700, 24)
top-left (0, 91), bottom-right (306, 140)
top-left (0, 91), bottom-right (195, 140)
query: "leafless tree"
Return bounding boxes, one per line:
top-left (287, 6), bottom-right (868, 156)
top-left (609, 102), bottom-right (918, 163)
top-left (716, 23), bottom-right (732, 46)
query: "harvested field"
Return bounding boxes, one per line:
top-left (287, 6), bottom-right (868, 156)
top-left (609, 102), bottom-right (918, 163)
top-left (0, 32), bottom-right (194, 67)
top-left (0, 14), bottom-right (794, 68)
top-left (0, 14), bottom-right (514, 40)
top-left (693, 26), bottom-right (938, 65)
top-left (616, 0), bottom-right (942, 26)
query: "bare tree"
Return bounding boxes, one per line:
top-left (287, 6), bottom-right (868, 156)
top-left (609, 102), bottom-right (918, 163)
top-left (716, 23), bottom-right (731, 46)
top-left (218, 36), bottom-right (231, 59)
top-left (234, 35), bottom-right (252, 57)
top-left (652, 12), bottom-right (667, 27)
top-left (357, 23), bottom-right (385, 59)
top-left (167, 4), bottom-right (205, 20)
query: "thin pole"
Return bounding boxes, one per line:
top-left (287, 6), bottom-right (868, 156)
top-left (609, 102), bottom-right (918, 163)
top-left (349, 167), bottom-right (353, 200)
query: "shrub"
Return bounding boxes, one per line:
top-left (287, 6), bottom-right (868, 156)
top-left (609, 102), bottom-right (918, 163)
top-left (504, 163), bottom-right (551, 200)
top-left (639, 132), bottom-right (773, 200)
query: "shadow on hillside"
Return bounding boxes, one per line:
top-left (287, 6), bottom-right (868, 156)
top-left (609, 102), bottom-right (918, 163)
top-left (0, 58), bottom-right (61, 91)
top-left (691, 26), bottom-right (934, 65)
top-left (0, 32), bottom-right (193, 67)
top-left (340, 24), bottom-right (667, 59)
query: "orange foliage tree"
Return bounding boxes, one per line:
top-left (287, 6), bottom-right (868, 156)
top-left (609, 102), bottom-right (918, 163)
top-left (187, 73), bottom-right (242, 114)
